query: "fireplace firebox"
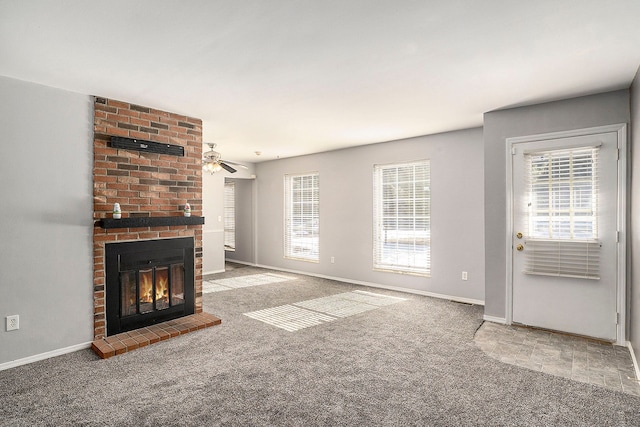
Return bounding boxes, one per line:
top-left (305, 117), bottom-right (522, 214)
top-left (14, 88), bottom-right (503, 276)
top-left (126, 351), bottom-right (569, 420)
top-left (105, 237), bottom-right (195, 336)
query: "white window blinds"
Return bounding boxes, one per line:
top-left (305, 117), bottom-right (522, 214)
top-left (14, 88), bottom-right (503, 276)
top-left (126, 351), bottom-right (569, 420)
top-left (523, 146), bottom-right (600, 279)
top-left (284, 172), bottom-right (319, 262)
top-left (523, 240), bottom-right (600, 279)
top-left (224, 181), bottom-right (235, 251)
top-left (373, 160), bottom-right (430, 275)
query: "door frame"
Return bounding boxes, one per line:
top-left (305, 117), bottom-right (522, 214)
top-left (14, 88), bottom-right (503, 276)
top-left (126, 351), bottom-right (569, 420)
top-left (505, 124), bottom-right (627, 345)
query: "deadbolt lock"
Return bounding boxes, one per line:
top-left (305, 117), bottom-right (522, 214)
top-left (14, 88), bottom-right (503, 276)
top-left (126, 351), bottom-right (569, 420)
top-left (516, 232), bottom-right (523, 239)
top-left (516, 244), bottom-right (524, 251)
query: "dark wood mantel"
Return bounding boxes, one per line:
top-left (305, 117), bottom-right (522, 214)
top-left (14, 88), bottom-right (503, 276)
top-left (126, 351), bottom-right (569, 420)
top-left (97, 216), bottom-right (205, 229)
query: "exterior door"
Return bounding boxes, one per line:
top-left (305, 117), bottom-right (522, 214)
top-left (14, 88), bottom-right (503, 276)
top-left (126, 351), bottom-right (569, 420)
top-left (511, 131), bottom-right (619, 341)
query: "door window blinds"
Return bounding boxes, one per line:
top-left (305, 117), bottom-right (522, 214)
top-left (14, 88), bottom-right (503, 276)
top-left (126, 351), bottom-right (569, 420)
top-left (523, 146), bottom-right (600, 279)
top-left (373, 160), bottom-right (430, 275)
top-left (284, 172), bottom-right (319, 262)
top-left (224, 181), bottom-right (235, 251)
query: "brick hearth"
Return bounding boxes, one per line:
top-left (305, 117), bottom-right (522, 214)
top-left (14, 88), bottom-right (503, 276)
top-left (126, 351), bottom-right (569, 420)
top-left (91, 313), bottom-right (221, 359)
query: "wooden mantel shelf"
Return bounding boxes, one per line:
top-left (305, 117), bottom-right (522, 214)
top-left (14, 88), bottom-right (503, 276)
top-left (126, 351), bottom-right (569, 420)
top-left (97, 216), bottom-right (205, 229)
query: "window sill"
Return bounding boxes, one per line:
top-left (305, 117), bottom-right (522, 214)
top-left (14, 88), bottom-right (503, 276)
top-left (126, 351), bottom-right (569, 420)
top-left (284, 256), bottom-right (319, 263)
top-left (373, 267), bottom-right (431, 278)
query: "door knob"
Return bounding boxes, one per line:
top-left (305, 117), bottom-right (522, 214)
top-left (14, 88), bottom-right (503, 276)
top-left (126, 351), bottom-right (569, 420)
top-left (516, 232), bottom-right (523, 239)
top-left (516, 244), bottom-right (524, 251)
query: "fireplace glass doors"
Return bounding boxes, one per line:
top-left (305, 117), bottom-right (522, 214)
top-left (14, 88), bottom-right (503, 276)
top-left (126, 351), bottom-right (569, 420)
top-left (119, 264), bottom-right (184, 316)
top-left (105, 238), bottom-right (195, 336)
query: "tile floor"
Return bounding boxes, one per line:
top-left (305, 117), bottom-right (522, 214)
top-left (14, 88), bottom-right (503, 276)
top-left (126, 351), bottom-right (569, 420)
top-left (474, 321), bottom-right (640, 396)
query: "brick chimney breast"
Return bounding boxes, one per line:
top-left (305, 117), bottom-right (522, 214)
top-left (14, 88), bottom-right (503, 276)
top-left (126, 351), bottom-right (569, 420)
top-left (92, 97), bottom-right (203, 340)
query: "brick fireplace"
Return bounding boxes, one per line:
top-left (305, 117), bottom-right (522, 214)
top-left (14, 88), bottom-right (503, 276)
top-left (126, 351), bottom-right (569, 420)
top-left (92, 97), bottom-right (205, 341)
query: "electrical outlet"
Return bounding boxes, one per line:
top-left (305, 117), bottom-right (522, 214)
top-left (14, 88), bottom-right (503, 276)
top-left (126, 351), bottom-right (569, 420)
top-left (330, 256), bottom-right (335, 264)
top-left (461, 271), bottom-right (468, 281)
top-left (6, 315), bottom-right (19, 331)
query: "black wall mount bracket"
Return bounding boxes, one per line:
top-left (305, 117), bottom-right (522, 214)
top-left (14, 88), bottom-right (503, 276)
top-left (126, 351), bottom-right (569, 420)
top-left (110, 136), bottom-right (185, 157)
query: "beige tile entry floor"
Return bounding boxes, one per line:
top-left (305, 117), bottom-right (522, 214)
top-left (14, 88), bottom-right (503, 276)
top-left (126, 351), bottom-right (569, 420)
top-left (474, 321), bottom-right (640, 396)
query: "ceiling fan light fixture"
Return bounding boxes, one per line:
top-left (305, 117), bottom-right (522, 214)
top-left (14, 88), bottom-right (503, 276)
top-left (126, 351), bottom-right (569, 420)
top-left (203, 161), bottom-right (223, 174)
top-left (202, 142), bottom-right (246, 174)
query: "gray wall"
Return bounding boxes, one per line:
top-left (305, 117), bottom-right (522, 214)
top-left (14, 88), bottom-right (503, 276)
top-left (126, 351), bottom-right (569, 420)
top-left (202, 164), bottom-right (255, 274)
top-left (630, 67), bottom-right (640, 352)
top-left (483, 90), bottom-right (631, 320)
top-left (226, 178), bottom-right (255, 264)
top-left (0, 76), bottom-right (94, 365)
top-left (202, 172), bottom-right (226, 274)
top-left (255, 128), bottom-right (485, 302)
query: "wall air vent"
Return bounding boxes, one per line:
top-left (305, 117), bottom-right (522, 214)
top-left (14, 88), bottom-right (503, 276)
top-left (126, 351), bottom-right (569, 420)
top-left (110, 136), bottom-right (184, 156)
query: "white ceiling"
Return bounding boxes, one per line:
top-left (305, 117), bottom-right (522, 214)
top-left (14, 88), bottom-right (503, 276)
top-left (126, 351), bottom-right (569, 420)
top-left (1, 1), bottom-right (640, 163)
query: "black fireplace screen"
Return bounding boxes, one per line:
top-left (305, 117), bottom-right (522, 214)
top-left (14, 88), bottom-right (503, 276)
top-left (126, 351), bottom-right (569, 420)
top-left (105, 237), bottom-right (194, 336)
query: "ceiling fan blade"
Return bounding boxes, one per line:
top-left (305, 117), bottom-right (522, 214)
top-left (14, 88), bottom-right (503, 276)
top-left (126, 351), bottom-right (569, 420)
top-left (221, 160), bottom-right (248, 169)
top-left (219, 162), bottom-right (237, 173)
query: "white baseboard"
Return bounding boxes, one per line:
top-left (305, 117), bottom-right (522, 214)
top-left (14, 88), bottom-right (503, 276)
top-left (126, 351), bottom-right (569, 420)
top-left (627, 341), bottom-right (640, 381)
top-left (253, 263), bottom-right (485, 306)
top-left (0, 341), bottom-right (93, 372)
top-left (224, 259), bottom-right (257, 267)
top-left (202, 269), bottom-right (225, 275)
top-left (483, 315), bottom-right (507, 324)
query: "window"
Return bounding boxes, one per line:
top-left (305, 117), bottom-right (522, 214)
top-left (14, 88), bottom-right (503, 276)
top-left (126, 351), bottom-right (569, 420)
top-left (524, 146), bottom-right (600, 279)
top-left (526, 147), bottom-right (598, 240)
top-left (284, 172), bottom-right (319, 261)
top-left (224, 181), bottom-right (235, 251)
top-left (373, 160), bottom-right (430, 275)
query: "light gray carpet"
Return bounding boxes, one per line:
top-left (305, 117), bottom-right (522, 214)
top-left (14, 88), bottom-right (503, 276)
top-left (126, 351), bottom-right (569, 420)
top-left (1, 264), bottom-right (639, 426)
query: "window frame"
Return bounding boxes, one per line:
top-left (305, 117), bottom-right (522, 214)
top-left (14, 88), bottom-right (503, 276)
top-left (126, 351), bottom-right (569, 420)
top-left (223, 180), bottom-right (236, 251)
top-left (525, 147), bottom-right (599, 241)
top-left (373, 159), bottom-right (431, 276)
top-left (284, 172), bottom-right (320, 262)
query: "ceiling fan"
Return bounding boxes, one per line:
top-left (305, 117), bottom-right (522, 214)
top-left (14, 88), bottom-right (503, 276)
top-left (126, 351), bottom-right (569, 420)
top-left (202, 143), bottom-right (247, 174)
